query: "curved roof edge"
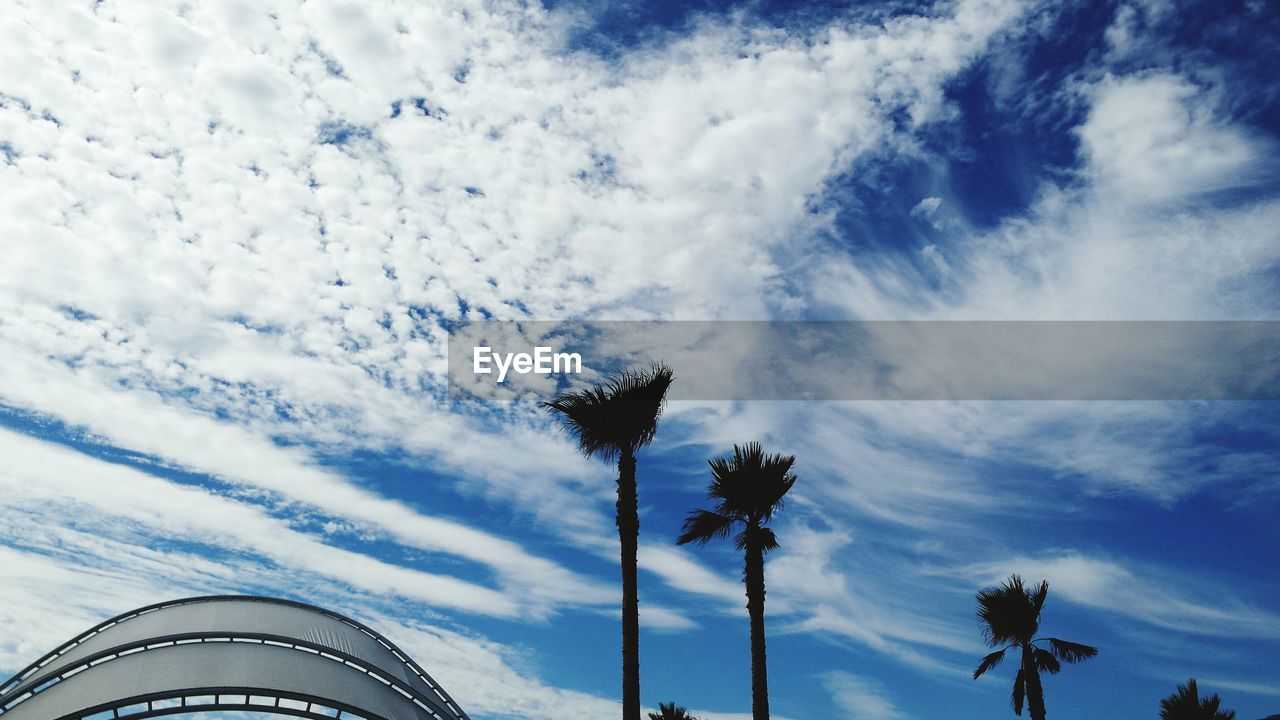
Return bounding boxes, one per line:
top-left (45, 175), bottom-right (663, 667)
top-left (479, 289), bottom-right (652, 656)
top-left (0, 595), bottom-right (471, 720)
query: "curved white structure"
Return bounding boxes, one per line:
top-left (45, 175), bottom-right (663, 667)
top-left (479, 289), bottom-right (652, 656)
top-left (0, 596), bottom-right (471, 720)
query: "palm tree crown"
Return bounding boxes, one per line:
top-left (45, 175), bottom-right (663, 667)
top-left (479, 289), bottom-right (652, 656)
top-left (540, 363), bottom-right (674, 461)
top-left (678, 442), bottom-right (796, 720)
top-left (676, 442), bottom-right (796, 551)
top-left (1160, 679), bottom-right (1236, 720)
top-left (973, 575), bottom-right (1098, 720)
top-left (542, 362), bottom-right (674, 720)
top-left (648, 701), bottom-right (698, 720)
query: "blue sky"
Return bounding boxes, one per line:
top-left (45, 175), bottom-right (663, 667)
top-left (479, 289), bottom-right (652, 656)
top-left (1, 0), bottom-right (1279, 719)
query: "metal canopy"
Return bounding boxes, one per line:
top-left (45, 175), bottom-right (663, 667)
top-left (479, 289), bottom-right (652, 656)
top-left (0, 596), bottom-right (472, 720)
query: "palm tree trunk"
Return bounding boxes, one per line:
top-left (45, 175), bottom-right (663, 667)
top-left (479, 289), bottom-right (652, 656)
top-left (744, 539), bottom-right (770, 720)
top-left (617, 451), bottom-right (640, 720)
top-left (1022, 646), bottom-right (1045, 720)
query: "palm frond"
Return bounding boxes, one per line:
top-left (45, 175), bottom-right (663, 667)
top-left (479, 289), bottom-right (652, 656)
top-left (976, 575), bottom-right (1040, 646)
top-left (1045, 638), bottom-right (1098, 664)
top-left (758, 526), bottom-right (779, 552)
top-left (1011, 668), bottom-right (1026, 716)
top-left (1031, 580), bottom-right (1049, 612)
top-left (648, 701), bottom-right (697, 720)
top-left (1203, 695), bottom-right (1233, 720)
top-left (735, 524), bottom-right (778, 553)
top-left (706, 442), bottom-right (797, 522)
top-left (760, 464), bottom-right (798, 522)
top-left (1033, 647), bottom-right (1061, 674)
top-left (604, 362), bottom-right (674, 453)
top-left (1161, 678), bottom-right (1201, 719)
top-left (541, 385), bottom-right (618, 460)
top-left (973, 647), bottom-right (1007, 679)
top-left (1160, 679), bottom-right (1236, 720)
top-left (676, 509), bottom-right (736, 547)
top-left (541, 363), bottom-right (674, 460)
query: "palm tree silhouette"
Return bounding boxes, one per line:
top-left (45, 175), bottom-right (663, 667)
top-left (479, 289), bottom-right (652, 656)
top-left (1160, 679), bottom-right (1236, 720)
top-left (972, 575), bottom-right (1098, 720)
top-left (677, 442), bottom-right (797, 720)
top-left (542, 363), bottom-right (674, 720)
top-left (648, 701), bottom-right (699, 720)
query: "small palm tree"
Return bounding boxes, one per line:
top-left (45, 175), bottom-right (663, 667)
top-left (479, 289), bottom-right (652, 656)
top-left (648, 701), bottom-right (698, 720)
top-left (1160, 679), bottom-right (1236, 720)
top-left (972, 575), bottom-right (1098, 720)
top-left (677, 442), bottom-right (797, 720)
top-left (542, 363), bottom-right (674, 720)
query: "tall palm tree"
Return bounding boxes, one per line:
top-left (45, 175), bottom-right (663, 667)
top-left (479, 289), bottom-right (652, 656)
top-left (542, 363), bottom-right (674, 720)
top-left (677, 442), bottom-right (797, 720)
top-left (648, 701), bottom-right (699, 720)
top-left (972, 575), bottom-right (1098, 720)
top-left (1160, 679), bottom-right (1236, 720)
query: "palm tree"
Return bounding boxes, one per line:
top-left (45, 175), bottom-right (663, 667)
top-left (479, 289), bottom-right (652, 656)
top-left (1160, 679), bottom-right (1236, 720)
top-left (542, 363), bottom-right (674, 720)
top-left (972, 575), bottom-right (1098, 720)
top-left (677, 442), bottom-right (797, 720)
top-left (648, 701), bottom-right (698, 720)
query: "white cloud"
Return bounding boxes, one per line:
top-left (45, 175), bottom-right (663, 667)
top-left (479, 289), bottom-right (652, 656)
top-left (365, 612), bottom-right (624, 720)
top-left (809, 65), bottom-right (1280, 322)
top-left (2, 0), bottom-right (1278, 713)
top-left (0, 430), bottom-right (630, 718)
top-left (1192, 678), bottom-right (1280, 698)
top-left (638, 544), bottom-right (747, 608)
top-left (912, 196), bottom-right (943, 217)
top-left (0, 542), bottom-right (626, 720)
top-left (0, 0), bottom-right (1037, 662)
top-left (823, 671), bottom-right (908, 720)
top-left (767, 524), bottom-right (978, 676)
top-left (1077, 73), bottom-right (1272, 201)
top-left (666, 399), bottom-right (1280, 678)
top-left (0, 428), bottom-right (524, 618)
top-left (962, 552), bottom-right (1280, 640)
top-left (0, 357), bottom-right (616, 614)
top-left (622, 706), bottom-right (801, 720)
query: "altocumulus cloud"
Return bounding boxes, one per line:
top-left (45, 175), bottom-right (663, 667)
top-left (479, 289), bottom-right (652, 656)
top-left (1, 0), bottom-right (1279, 718)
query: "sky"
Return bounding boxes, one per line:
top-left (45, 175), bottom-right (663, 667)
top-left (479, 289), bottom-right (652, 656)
top-left (1, 0), bottom-right (1279, 719)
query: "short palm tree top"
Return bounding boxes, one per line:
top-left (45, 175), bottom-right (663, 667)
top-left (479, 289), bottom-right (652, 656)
top-left (973, 574), bottom-right (1098, 678)
top-left (676, 442), bottom-right (797, 550)
top-left (540, 363), bottom-right (674, 461)
top-left (648, 701), bottom-right (698, 720)
top-left (1160, 679), bottom-right (1236, 720)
